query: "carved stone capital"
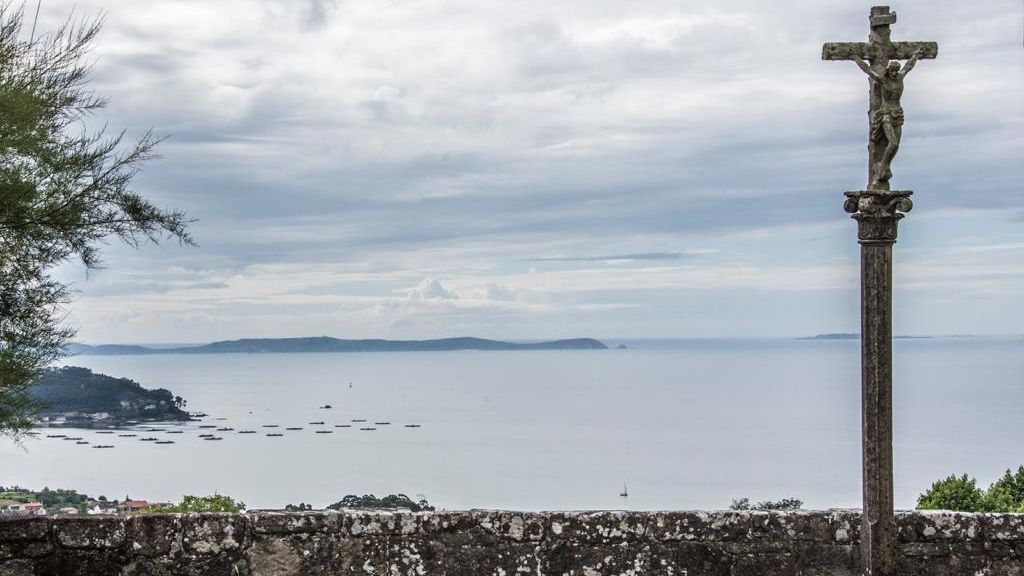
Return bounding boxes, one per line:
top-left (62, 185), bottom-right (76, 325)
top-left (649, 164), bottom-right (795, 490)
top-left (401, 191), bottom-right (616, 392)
top-left (843, 190), bottom-right (913, 244)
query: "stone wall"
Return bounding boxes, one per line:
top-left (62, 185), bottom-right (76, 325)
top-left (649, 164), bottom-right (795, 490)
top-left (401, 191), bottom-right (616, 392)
top-left (1, 510), bottom-right (1022, 575)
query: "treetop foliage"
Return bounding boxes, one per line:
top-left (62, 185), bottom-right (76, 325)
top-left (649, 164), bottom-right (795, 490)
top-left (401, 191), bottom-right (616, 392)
top-left (0, 485), bottom-right (90, 511)
top-left (0, 3), bottom-right (191, 439)
top-left (729, 497), bottom-right (803, 511)
top-left (916, 468), bottom-right (1024, 513)
top-left (146, 494), bottom-right (246, 514)
top-left (327, 494), bottom-right (435, 512)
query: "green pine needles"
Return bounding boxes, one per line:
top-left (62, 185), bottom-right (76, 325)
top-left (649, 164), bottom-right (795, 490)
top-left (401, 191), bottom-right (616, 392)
top-left (0, 3), bottom-right (192, 439)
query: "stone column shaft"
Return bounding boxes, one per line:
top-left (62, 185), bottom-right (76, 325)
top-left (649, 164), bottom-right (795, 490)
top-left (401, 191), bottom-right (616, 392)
top-left (844, 189), bottom-right (912, 576)
top-left (860, 241), bottom-right (895, 576)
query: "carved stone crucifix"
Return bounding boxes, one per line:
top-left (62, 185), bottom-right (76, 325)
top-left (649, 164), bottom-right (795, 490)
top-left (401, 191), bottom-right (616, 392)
top-left (823, 6), bottom-right (937, 191)
top-left (822, 7), bottom-right (937, 576)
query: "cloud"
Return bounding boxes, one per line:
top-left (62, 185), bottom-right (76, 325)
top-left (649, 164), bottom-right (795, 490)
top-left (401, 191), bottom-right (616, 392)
top-left (29, 0), bottom-right (1024, 341)
top-left (404, 278), bottom-right (458, 301)
top-left (527, 252), bottom-right (691, 262)
top-left (305, 0), bottom-right (337, 30)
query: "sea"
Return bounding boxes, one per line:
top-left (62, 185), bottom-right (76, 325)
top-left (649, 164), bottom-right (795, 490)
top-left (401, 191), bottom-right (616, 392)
top-left (3, 337), bottom-right (1021, 511)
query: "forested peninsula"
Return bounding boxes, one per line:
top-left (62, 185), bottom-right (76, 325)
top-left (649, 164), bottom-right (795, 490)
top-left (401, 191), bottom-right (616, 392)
top-left (69, 337), bottom-right (608, 355)
top-left (31, 367), bottom-right (190, 427)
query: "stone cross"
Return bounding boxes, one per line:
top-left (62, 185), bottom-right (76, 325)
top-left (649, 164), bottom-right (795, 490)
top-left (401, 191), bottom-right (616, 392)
top-left (823, 6), bottom-right (937, 191)
top-left (822, 7), bottom-right (936, 576)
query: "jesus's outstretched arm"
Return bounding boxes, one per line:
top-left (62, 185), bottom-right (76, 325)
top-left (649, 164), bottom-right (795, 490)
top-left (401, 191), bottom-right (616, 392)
top-left (899, 50), bottom-right (923, 79)
top-left (851, 54), bottom-right (882, 80)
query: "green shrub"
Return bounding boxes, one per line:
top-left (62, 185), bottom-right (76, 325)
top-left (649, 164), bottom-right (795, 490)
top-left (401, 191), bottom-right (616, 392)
top-left (729, 497), bottom-right (803, 511)
top-left (327, 494), bottom-right (434, 512)
top-left (918, 467), bottom-right (1024, 513)
top-left (916, 474), bottom-right (985, 512)
top-left (146, 494), bottom-right (245, 513)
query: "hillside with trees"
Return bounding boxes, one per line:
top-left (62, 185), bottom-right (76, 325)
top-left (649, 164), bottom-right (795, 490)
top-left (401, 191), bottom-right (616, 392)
top-left (71, 336), bottom-right (609, 355)
top-left (327, 494), bottom-right (435, 512)
top-left (31, 367), bottom-right (189, 425)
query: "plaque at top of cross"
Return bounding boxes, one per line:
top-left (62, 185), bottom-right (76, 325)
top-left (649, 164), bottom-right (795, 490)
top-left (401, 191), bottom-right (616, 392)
top-left (823, 6), bottom-right (937, 191)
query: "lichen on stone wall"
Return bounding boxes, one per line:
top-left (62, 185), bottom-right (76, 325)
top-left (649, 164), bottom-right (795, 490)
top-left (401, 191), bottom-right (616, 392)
top-left (2, 510), bottom-right (1024, 575)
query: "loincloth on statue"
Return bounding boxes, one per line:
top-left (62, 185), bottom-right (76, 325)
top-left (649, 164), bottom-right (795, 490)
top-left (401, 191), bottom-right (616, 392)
top-left (870, 107), bottom-right (904, 141)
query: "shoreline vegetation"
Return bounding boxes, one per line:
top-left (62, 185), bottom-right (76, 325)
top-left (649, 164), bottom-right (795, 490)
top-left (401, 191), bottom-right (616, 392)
top-left (30, 367), bottom-right (192, 429)
top-left (1, 487), bottom-right (431, 516)
top-left (68, 336), bottom-right (609, 355)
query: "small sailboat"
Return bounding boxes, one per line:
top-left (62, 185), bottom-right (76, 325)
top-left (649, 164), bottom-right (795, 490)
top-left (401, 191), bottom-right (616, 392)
top-left (620, 483), bottom-right (629, 498)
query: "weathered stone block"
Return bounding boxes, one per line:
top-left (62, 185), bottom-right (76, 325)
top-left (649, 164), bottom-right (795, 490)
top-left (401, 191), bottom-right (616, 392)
top-left (545, 511), bottom-right (648, 545)
top-left (179, 513), bottom-right (248, 556)
top-left (472, 510), bottom-right (546, 542)
top-left (649, 511), bottom-right (715, 542)
top-left (746, 511), bottom-right (837, 543)
top-left (402, 538), bottom-right (537, 576)
top-left (338, 510), bottom-right (420, 537)
top-left (827, 509), bottom-right (860, 544)
top-left (647, 541), bottom-right (731, 576)
top-left (250, 511), bottom-right (340, 535)
top-left (0, 519), bottom-right (48, 542)
top-left (35, 549), bottom-right (129, 576)
top-left (983, 513), bottom-right (1024, 541)
top-left (55, 517), bottom-right (127, 549)
top-left (415, 510), bottom-right (477, 537)
top-left (543, 541), bottom-right (655, 575)
top-left (0, 559), bottom-right (33, 576)
top-left (127, 514), bottom-right (181, 558)
top-left (247, 537), bottom-right (305, 576)
top-left (898, 511), bottom-right (984, 542)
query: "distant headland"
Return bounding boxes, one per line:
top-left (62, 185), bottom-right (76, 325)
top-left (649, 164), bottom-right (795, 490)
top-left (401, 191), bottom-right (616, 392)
top-left (797, 333), bottom-right (957, 341)
top-left (68, 337), bottom-right (609, 355)
top-left (31, 367), bottom-right (191, 428)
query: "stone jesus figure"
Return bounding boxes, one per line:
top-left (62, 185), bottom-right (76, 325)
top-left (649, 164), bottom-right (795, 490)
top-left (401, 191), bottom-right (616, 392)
top-left (851, 50), bottom-right (922, 190)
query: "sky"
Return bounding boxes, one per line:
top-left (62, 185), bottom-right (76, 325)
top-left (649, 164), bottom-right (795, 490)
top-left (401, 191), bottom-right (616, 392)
top-left (31, 0), bottom-right (1024, 343)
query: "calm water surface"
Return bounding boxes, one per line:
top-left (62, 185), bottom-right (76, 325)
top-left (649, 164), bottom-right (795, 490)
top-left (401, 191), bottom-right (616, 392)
top-left (3, 338), bottom-right (1021, 511)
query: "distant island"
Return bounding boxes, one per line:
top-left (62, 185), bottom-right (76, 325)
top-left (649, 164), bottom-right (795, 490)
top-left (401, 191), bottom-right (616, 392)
top-left (31, 367), bottom-right (191, 427)
top-left (68, 336), bottom-right (608, 355)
